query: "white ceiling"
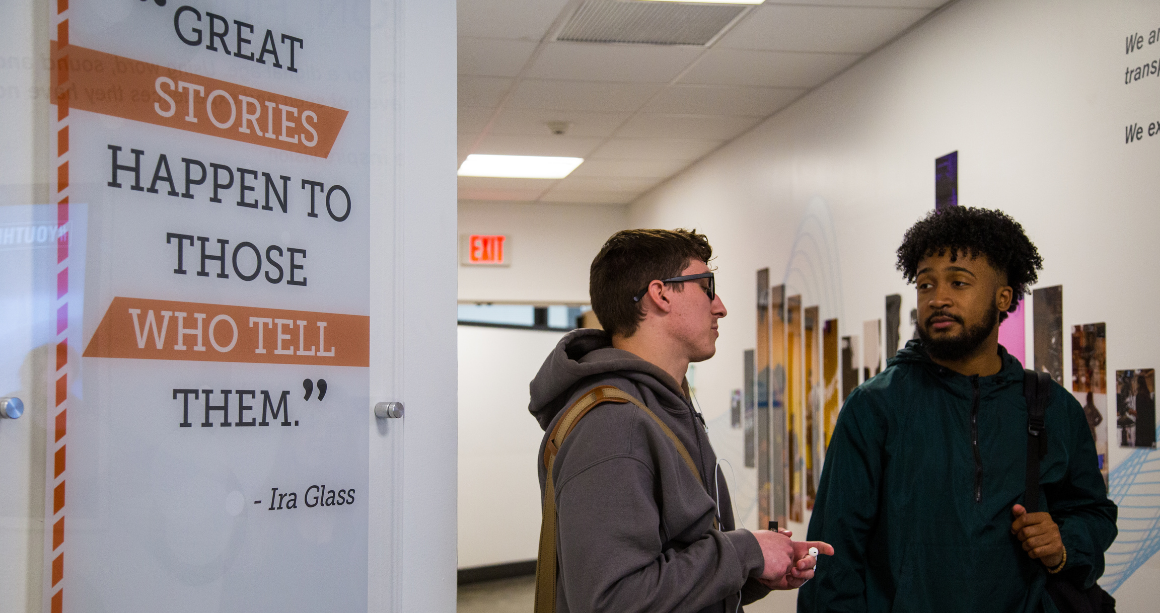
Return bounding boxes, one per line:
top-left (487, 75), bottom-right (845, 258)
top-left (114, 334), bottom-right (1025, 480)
top-left (458, 0), bottom-right (949, 206)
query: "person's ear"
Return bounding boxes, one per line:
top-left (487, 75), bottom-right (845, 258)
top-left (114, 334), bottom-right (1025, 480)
top-left (645, 281), bottom-right (674, 314)
top-left (995, 284), bottom-right (1013, 313)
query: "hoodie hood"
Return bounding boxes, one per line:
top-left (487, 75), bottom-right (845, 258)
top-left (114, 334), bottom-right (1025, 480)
top-left (528, 328), bottom-right (688, 430)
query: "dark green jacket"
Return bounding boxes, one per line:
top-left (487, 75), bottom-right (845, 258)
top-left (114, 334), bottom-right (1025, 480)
top-left (798, 340), bottom-right (1117, 613)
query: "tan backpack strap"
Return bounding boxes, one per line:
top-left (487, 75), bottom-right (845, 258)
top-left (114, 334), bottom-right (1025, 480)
top-left (534, 385), bottom-right (710, 613)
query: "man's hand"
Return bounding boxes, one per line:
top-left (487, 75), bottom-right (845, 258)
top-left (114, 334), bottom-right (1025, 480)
top-left (752, 534), bottom-right (834, 590)
top-left (752, 530), bottom-right (795, 581)
top-left (1011, 504), bottom-right (1064, 568)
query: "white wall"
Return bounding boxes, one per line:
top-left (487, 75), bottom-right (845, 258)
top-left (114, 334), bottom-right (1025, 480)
top-left (369, 0), bottom-right (459, 610)
top-left (457, 325), bottom-right (564, 568)
top-left (628, 0), bottom-right (1160, 609)
top-left (458, 200), bottom-right (627, 305)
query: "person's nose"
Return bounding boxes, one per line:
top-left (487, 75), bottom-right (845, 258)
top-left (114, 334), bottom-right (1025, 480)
top-left (927, 285), bottom-right (952, 310)
top-left (713, 294), bottom-right (727, 318)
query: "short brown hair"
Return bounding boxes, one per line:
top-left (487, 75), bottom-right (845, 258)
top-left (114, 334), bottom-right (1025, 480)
top-left (589, 229), bottom-right (713, 338)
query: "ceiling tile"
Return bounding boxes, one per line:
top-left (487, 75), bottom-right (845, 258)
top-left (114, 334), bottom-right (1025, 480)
top-left (590, 138), bottom-right (722, 161)
top-left (720, 5), bottom-right (930, 54)
top-left (459, 106), bottom-right (496, 137)
top-left (525, 42), bottom-right (703, 84)
top-left (472, 134), bottom-right (604, 158)
top-left (570, 158), bottom-right (692, 179)
top-left (679, 48), bottom-right (860, 88)
top-left (489, 108), bottom-right (631, 138)
top-left (643, 84), bottom-right (803, 117)
top-left (457, 176), bottom-right (555, 201)
top-left (459, 37), bottom-right (539, 77)
top-left (459, 76), bottom-right (514, 109)
top-left (614, 114), bottom-right (760, 141)
top-left (457, 0), bottom-right (573, 41)
top-left (506, 79), bottom-right (662, 113)
top-left (539, 189), bottom-right (641, 205)
top-left (552, 176), bottom-right (662, 192)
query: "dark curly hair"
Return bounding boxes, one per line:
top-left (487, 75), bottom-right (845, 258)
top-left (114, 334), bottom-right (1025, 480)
top-left (896, 207), bottom-right (1042, 321)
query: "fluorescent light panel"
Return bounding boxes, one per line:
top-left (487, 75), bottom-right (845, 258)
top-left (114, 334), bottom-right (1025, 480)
top-left (458, 154), bottom-right (584, 179)
top-left (634, 0), bottom-right (764, 4)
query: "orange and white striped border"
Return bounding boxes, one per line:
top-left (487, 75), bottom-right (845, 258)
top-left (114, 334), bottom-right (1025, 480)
top-left (50, 1), bottom-right (70, 612)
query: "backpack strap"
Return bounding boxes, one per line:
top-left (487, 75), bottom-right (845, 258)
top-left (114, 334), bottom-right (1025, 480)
top-left (1023, 369), bottom-right (1052, 513)
top-left (534, 385), bottom-right (709, 613)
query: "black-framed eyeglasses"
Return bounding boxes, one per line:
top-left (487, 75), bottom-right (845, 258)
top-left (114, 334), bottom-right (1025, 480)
top-left (633, 272), bottom-right (715, 302)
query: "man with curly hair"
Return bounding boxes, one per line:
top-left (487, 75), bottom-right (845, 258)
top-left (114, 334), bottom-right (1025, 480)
top-left (798, 207), bottom-right (1117, 612)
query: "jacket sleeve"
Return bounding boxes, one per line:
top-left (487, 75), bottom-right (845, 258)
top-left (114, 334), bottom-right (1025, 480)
top-left (798, 389), bottom-right (886, 613)
top-left (1044, 387), bottom-right (1118, 588)
top-left (553, 453), bottom-right (764, 613)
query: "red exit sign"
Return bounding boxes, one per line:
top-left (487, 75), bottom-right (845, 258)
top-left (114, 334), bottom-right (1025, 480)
top-left (461, 234), bottom-right (510, 266)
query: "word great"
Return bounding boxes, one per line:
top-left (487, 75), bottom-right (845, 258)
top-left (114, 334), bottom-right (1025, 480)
top-left (107, 144), bottom-right (352, 222)
top-left (266, 485), bottom-right (356, 511)
top-left (174, 4), bottom-right (304, 73)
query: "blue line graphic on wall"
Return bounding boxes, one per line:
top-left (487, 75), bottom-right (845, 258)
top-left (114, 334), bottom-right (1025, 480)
top-left (1102, 422), bottom-right (1160, 593)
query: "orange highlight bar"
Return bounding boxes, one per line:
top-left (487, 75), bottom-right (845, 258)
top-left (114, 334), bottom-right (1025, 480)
top-left (50, 44), bottom-right (348, 158)
top-left (58, 126), bottom-right (68, 155)
top-left (51, 589), bottom-right (62, 613)
top-left (84, 297), bottom-right (369, 367)
top-left (55, 409), bottom-right (67, 442)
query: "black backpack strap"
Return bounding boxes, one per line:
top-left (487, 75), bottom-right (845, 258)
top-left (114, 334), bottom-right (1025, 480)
top-left (1024, 369), bottom-right (1052, 513)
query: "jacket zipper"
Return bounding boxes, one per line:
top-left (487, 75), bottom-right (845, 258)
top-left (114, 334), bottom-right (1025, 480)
top-left (970, 375), bottom-right (982, 503)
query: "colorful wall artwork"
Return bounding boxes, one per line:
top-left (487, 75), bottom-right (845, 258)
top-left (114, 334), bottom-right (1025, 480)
top-left (823, 320), bottom-right (840, 450)
top-left (804, 306), bottom-right (820, 511)
top-left (841, 335), bottom-right (860, 402)
top-left (787, 295), bottom-right (803, 522)
top-left (863, 319), bottom-right (882, 381)
top-left (998, 300), bottom-right (1026, 364)
top-left (1116, 369), bottom-right (1156, 449)
top-left (1072, 323), bottom-right (1109, 486)
top-left (935, 151), bottom-right (958, 211)
top-left (885, 294), bottom-right (901, 360)
top-left (756, 269), bottom-right (771, 526)
top-left (743, 349), bottom-right (755, 468)
top-left (731, 389), bottom-right (742, 429)
top-left (770, 285), bottom-right (788, 525)
top-left (1033, 286), bottom-right (1064, 385)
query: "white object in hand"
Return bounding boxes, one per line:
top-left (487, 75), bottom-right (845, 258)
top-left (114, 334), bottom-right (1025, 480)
top-left (808, 547), bottom-right (818, 558)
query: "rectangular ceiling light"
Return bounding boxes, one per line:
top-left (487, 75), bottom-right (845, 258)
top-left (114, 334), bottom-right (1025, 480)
top-left (633, 0), bottom-right (763, 4)
top-left (457, 154), bottom-right (583, 179)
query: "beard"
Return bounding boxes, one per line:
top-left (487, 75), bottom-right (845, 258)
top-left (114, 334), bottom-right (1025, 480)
top-left (917, 306), bottom-right (999, 362)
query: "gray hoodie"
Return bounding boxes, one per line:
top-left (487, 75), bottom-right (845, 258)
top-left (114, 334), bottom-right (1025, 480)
top-left (530, 329), bottom-right (769, 613)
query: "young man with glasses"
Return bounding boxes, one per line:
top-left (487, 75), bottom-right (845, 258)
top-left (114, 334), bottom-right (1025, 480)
top-left (529, 229), bottom-right (830, 612)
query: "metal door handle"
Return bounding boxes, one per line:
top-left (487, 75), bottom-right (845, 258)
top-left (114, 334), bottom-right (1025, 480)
top-left (374, 402), bottom-right (404, 419)
top-left (1, 397), bottom-right (24, 419)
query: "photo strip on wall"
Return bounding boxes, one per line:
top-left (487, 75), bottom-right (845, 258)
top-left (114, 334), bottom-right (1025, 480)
top-left (1116, 369), bottom-right (1156, 449)
top-left (1072, 323), bottom-right (1109, 487)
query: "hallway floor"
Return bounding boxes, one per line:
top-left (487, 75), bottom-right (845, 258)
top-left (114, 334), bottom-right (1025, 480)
top-left (456, 575), bottom-right (801, 612)
top-left (457, 576), bottom-right (535, 613)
